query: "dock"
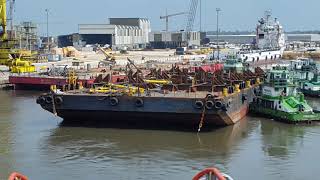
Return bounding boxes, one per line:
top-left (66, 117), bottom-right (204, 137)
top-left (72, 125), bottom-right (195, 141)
top-left (0, 79), bottom-right (14, 89)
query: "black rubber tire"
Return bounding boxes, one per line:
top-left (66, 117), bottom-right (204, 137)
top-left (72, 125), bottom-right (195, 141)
top-left (45, 96), bottom-right (53, 104)
top-left (215, 101), bottom-right (223, 109)
top-left (194, 101), bottom-right (204, 109)
top-left (205, 100), bottom-right (214, 110)
top-left (37, 97), bottom-right (46, 105)
top-left (109, 97), bottom-right (119, 106)
top-left (55, 96), bottom-right (63, 105)
top-left (135, 98), bottom-right (144, 107)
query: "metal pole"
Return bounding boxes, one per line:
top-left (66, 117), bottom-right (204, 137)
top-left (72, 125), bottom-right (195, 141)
top-left (216, 8), bottom-right (221, 60)
top-left (45, 9), bottom-right (49, 52)
top-left (200, 0), bottom-right (202, 32)
top-left (165, 9), bottom-right (168, 32)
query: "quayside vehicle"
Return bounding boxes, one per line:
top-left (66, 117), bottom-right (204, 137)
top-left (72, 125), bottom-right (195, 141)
top-left (250, 65), bottom-right (320, 123)
top-left (37, 56), bottom-right (263, 131)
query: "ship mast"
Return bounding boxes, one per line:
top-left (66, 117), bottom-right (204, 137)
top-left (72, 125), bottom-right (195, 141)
top-left (265, 10), bottom-right (273, 49)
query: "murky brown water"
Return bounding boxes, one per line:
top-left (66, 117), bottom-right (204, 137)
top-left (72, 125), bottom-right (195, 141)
top-left (1, 90), bottom-right (320, 179)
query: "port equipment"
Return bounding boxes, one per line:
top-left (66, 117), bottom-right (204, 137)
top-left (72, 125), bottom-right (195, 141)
top-left (0, 0), bottom-right (37, 72)
top-left (96, 45), bottom-right (116, 67)
top-left (144, 79), bottom-right (172, 85)
top-left (160, 10), bottom-right (187, 32)
top-left (89, 83), bottom-right (145, 95)
top-left (185, 0), bottom-right (199, 46)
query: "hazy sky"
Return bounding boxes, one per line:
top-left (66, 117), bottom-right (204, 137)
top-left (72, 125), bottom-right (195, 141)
top-left (13, 0), bottom-right (320, 36)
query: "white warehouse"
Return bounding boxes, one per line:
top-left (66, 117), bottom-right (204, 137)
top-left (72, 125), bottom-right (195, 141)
top-left (78, 18), bottom-right (151, 49)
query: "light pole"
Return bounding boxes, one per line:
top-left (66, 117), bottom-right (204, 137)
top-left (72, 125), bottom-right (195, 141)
top-left (200, 0), bottom-right (202, 32)
top-left (45, 9), bottom-right (49, 52)
top-left (216, 8), bottom-right (221, 60)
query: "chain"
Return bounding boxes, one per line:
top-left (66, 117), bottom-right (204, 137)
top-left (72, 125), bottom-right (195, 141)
top-left (52, 94), bottom-right (57, 116)
top-left (197, 95), bottom-right (210, 133)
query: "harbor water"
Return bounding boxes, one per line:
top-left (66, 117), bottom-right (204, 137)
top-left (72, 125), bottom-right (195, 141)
top-left (1, 90), bottom-right (320, 179)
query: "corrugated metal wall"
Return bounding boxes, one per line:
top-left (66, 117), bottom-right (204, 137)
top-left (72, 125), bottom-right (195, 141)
top-left (81, 34), bottom-right (113, 46)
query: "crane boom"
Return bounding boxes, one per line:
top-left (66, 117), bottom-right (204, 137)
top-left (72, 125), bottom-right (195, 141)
top-left (160, 11), bottom-right (187, 32)
top-left (160, 12), bottom-right (186, 19)
top-left (96, 45), bottom-right (115, 61)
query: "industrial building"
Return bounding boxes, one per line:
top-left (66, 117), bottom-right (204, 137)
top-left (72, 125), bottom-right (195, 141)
top-left (207, 34), bottom-right (255, 45)
top-left (207, 33), bottom-right (320, 45)
top-left (149, 31), bottom-right (202, 49)
top-left (286, 34), bottom-right (320, 42)
top-left (57, 34), bottom-right (81, 48)
top-left (78, 18), bottom-right (151, 49)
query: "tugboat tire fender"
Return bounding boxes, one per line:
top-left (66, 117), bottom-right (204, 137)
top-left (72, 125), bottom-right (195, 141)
top-left (194, 101), bottom-right (204, 109)
top-left (205, 100), bottom-right (214, 110)
top-left (37, 97), bottom-right (46, 105)
top-left (55, 96), bottom-right (63, 105)
top-left (45, 96), bottom-right (53, 104)
top-left (215, 101), bottom-right (223, 109)
top-left (135, 98), bottom-right (144, 107)
top-left (109, 97), bottom-right (119, 106)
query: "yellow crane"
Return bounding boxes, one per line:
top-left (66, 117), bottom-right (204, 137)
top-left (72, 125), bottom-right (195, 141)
top-left (0, 0), bottom-right (7, 42)
top-left (96, 45), bottom-right (116, 67)
top-left (0, 0), bottom-right (36, 73)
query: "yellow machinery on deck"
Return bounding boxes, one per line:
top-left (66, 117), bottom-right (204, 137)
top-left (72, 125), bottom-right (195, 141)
top-left (0, 0), bottom-right (38, 73)
top-left (89, 83), bottom-right (145, 95)
top-left (144, 79), bottom-right (172, 85)
top-left (96, 45), bottom-right (116, 67)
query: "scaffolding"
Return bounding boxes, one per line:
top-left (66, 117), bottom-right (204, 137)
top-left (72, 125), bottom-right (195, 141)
top-left (14, 21), bottom-right (38, 51)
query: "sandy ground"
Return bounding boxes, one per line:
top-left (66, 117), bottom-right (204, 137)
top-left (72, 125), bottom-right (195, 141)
top-left (31, 49), bottom-right (208, 71)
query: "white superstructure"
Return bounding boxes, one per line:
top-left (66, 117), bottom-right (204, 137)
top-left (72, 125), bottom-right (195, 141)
top-left (238, 11), bottom-right (285, 64)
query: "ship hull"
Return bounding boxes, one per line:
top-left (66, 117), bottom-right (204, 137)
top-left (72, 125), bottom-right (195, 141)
top-left (238, 49), bottom-right (283, 66)
top-left (38, 88), bottom-right (255, 130)
top-left (301, 89), bottom-right (320, 97)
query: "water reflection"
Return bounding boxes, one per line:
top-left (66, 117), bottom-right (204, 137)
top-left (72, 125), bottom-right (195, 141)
top-left (0, 91), bottom-right (15, 179)
top-left (260, 120), bottom-right (305, 159)
top-left (44, 118), bottom-right (257, 174)
top-left (1, 90), bottom-right (320, 179)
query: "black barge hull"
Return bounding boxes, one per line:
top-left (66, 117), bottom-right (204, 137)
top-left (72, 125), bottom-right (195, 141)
top-left (37, 89), bottom-right (254, 130)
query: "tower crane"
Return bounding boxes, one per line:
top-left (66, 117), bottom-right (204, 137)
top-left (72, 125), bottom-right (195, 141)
top-left (160, 10), bottom-right (187, 32)
top-left (185, 0), bottom-right (199, 46)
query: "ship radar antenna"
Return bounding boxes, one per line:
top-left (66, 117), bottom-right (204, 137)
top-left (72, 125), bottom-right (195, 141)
top-left (265, 10), bottom-right (272, 22)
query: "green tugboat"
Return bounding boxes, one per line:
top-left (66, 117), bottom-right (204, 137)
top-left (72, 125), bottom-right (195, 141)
top-left (301, 74), bottom-right (320, 97)
top-left (289, 58), bottom-right (320, 97)
top-left (250, 65), bottom-right (320, 123)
